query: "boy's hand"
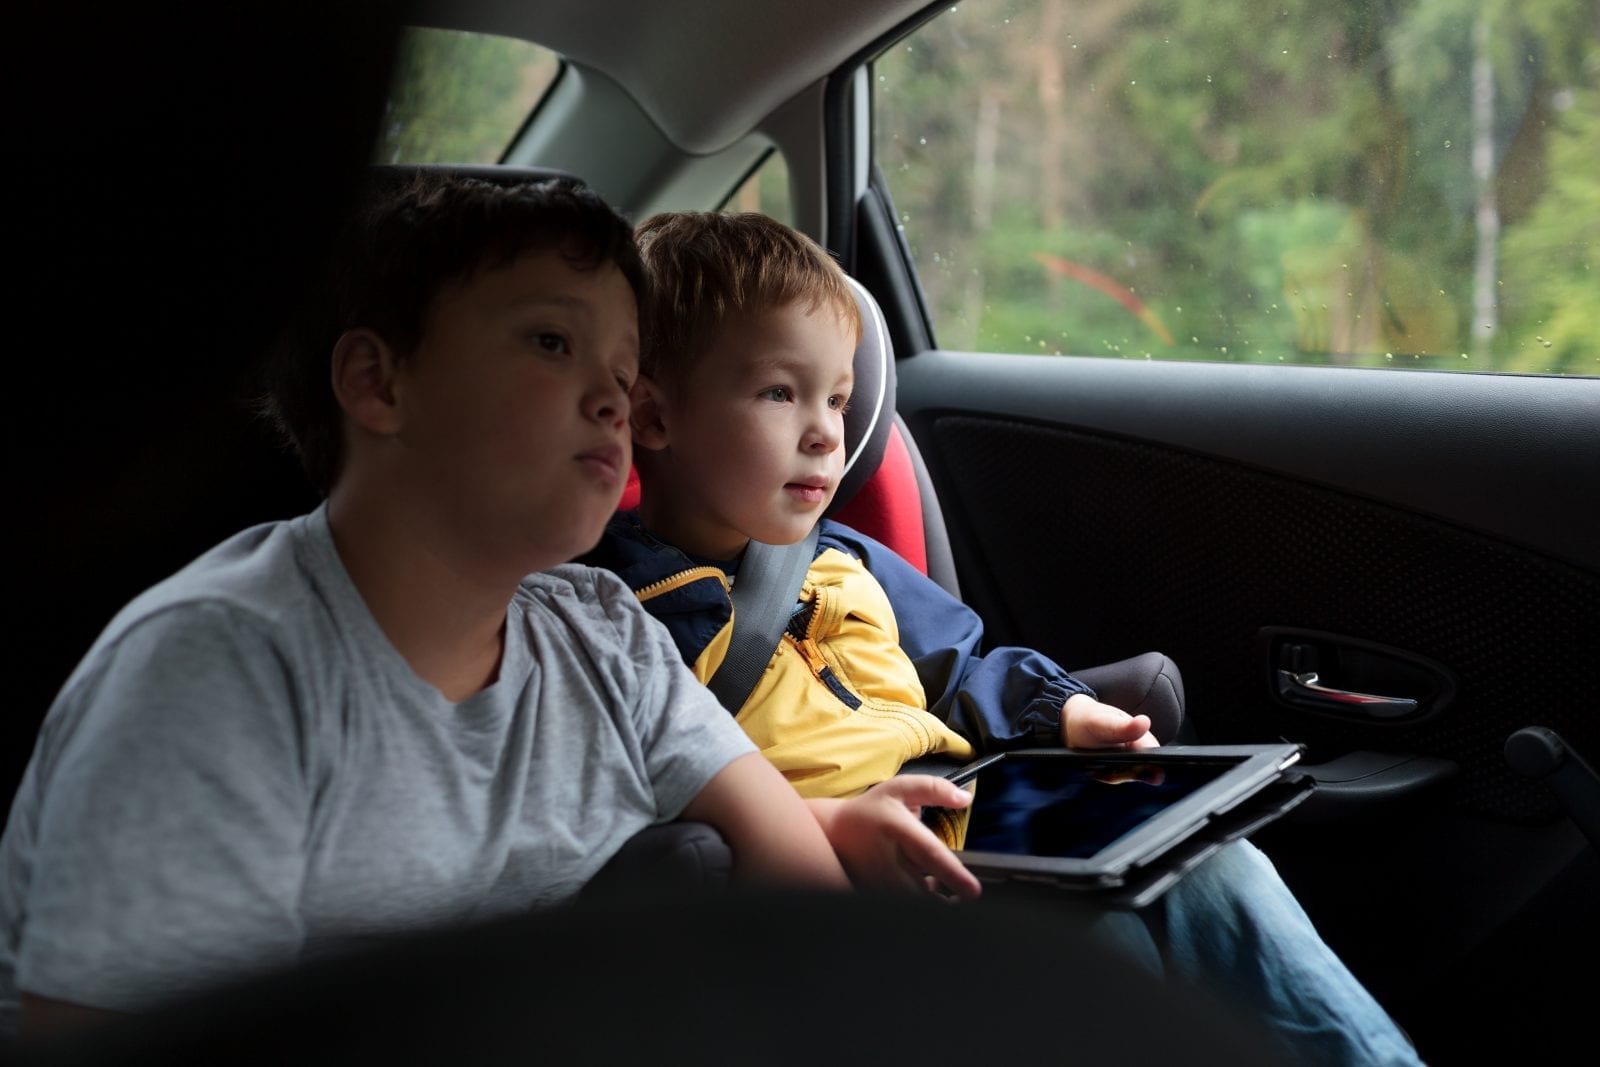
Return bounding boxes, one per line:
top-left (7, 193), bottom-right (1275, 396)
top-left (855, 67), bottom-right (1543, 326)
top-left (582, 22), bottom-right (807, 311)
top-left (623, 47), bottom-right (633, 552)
top-left (809, 777), bottom-right (983, 901)
top-left (1061, 692), bottom-right (1158, 750)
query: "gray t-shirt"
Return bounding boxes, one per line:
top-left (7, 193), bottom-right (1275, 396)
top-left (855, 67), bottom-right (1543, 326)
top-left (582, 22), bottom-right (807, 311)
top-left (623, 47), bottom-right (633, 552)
top-left (0, 505), bottom-right (754, 1028)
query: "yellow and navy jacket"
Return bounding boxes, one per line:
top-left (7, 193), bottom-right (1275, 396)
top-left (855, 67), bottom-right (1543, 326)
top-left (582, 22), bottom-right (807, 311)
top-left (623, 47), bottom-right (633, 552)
top-left (585, 512), bottom-right (1095, 800)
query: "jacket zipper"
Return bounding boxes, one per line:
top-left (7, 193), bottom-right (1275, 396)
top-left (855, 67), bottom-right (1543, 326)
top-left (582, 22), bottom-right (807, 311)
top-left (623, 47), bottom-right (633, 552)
top-left (633, 566), bottom-right (729, 604)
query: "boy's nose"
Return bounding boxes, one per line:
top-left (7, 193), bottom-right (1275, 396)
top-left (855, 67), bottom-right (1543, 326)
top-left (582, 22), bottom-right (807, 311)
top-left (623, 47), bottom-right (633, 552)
top-left (804, 413), bottom-right (843, 453)
top-left (585, 377), bottom-right (630, 427)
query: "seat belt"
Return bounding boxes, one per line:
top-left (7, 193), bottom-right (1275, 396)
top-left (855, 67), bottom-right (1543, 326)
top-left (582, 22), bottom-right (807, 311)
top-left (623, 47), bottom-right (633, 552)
top-left (707, 524), bottom-right (821, 714)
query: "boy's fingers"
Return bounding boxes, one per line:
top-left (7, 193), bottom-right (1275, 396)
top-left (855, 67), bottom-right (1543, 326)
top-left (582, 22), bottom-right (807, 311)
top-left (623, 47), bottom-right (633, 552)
top-left (1067, 694), bottom-right (1148, 748)
top-left (905, 835), bottom-right (982, 901)
top-left (875, 774), bottom-right (972, 809)
top-left (1102, 706), bottom-right (1148, 735)
top-left (1077, 705), bottom-right (1155, 747)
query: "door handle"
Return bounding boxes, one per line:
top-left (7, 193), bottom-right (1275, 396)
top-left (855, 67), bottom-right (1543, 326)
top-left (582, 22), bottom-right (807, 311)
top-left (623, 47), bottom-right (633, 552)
top-left (1262, 629), bottom-right (1453, 722)
top-left (1276, 669), bottom-right (1419, 719)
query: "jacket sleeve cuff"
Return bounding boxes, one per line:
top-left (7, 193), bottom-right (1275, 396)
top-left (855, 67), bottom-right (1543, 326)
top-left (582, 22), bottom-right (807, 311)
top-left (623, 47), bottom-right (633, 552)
top-left (1021, 675), bottom-right (1097, 745)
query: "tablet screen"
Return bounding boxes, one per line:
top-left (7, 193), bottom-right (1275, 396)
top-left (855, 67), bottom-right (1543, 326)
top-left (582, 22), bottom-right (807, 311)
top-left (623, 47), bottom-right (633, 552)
top-left (960, 754), bottom-right (1238, 859)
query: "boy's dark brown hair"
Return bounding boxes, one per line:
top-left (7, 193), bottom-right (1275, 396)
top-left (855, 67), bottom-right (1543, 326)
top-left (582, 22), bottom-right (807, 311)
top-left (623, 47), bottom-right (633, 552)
top-left (633, 212), bottom-right (861, 389)
top-left (260, 171), bottom-right (646, 494)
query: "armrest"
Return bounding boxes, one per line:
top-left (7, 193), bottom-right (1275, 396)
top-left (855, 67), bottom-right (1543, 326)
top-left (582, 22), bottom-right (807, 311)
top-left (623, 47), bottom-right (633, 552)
top-left (581, 821), bottom-right (733, 901)
top-left (1073, 651), bottom-right (1188, 744)
top-left (1282, 751), bottom-right (1458, 825)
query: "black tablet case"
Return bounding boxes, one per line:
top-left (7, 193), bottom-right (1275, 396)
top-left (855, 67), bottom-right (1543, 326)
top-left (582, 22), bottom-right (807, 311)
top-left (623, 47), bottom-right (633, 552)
top-left (921, 744), bottom-right (1315, 909)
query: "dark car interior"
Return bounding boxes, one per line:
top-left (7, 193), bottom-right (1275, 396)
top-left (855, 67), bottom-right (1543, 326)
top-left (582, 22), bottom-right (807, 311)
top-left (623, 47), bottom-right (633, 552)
top-left (11, 2), bottom-right (1598, 1063)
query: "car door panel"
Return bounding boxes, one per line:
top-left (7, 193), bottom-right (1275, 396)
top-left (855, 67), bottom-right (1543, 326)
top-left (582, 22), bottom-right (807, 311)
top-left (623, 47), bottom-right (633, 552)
top-left (891, 346), bottom-right (1599, 1042)
top-left (894, 354), bottom-right (1597, 789)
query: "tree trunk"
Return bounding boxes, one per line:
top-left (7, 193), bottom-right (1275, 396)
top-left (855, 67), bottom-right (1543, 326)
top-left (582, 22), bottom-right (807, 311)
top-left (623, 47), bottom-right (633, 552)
top-left (1471, 9), bottom-right (1500, 363)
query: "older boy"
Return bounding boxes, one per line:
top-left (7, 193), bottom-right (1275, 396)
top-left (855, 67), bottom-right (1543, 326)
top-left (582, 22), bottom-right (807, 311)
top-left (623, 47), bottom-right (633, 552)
top-left (585, 210), bottom-right (1424, 1067)
top-left (0, 176), bottom-right (846, 1040)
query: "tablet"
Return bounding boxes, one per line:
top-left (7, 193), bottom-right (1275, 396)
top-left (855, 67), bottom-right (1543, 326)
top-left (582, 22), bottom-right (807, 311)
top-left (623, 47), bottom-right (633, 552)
top-left (922, 744), bottom-right (1313, 908)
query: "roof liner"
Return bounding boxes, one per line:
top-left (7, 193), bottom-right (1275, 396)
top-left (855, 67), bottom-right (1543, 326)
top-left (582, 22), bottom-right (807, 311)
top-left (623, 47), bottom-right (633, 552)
top-left (408, 0), bottom-right (930, 154)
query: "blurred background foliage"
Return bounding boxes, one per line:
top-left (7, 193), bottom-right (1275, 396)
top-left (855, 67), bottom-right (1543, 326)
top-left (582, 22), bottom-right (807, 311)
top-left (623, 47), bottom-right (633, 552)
top-left (874, 0), bottom-right (1597, 373)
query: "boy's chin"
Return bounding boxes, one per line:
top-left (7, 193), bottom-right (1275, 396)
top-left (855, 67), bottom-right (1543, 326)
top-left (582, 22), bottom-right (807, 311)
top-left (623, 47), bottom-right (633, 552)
top-left (567, 521), bottom-right (614, 562)
top-left (542, 507), bottom-right (620, 566)
top-left (753, 517), bottom-right (825, 547)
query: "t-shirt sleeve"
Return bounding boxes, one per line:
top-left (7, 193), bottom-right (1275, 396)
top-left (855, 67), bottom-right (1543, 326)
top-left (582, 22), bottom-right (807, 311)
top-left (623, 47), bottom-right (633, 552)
top-left (15, 603), bottom-right (310, 1013)
top-left (584, 569), bottom-right (755, 822)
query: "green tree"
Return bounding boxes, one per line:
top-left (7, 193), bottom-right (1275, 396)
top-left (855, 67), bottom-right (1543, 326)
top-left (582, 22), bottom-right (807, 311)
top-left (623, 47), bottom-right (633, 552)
top-left (873, 0), bottom-right (1597, 374)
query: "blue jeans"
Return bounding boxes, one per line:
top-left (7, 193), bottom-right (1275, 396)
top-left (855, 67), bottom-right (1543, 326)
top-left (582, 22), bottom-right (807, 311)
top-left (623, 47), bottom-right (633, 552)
top-left (1091, 840), bottom-right (1424, 1067)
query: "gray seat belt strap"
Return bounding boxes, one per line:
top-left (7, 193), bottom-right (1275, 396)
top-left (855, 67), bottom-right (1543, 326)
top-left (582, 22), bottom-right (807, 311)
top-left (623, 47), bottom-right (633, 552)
top-left (707, 524), bottom-right (822, 714)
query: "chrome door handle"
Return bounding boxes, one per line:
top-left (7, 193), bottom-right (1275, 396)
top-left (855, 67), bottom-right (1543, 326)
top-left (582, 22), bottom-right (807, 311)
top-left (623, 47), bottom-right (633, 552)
top-left (1276, 670), bottom-right (1419, 719)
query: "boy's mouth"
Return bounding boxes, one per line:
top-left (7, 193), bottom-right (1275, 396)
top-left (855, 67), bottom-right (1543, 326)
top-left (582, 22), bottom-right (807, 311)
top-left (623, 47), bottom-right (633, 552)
top-left (577, 443), bottom-right (625, 484)
top-left (784, 477), bottom-right (830, 504)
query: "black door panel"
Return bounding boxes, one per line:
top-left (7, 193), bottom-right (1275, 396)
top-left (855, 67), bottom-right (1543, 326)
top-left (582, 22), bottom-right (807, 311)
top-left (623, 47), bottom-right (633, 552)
top-left (894, 349), bottom-right (1600, 1053)
top-left (893, 385), bottom-right (1599, 822)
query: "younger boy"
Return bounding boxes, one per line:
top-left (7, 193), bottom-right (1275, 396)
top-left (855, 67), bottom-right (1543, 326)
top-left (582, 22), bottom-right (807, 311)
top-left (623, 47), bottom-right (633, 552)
top-left (590, 211), bottom-right (1153, 897)
top-left (585, 210), bottom-right (1424, 1067)
top-left (0, 176), bottom-right (846, 1040)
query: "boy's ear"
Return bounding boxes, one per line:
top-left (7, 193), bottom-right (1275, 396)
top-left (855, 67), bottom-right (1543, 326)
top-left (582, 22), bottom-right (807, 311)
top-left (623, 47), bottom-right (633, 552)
top-left (331, 328), bottom-right (404, 436)
top-left (628, 374), bottom-right (671, 451)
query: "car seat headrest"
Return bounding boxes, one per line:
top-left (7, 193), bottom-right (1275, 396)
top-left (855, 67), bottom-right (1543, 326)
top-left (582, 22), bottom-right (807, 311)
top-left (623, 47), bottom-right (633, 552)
top-left (829, 276), bottom-right (895, 514)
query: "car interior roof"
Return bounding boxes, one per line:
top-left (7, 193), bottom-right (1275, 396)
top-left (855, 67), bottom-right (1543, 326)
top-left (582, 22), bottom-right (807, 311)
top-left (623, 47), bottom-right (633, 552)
top-left (409, 0), bottom-right (927, 154)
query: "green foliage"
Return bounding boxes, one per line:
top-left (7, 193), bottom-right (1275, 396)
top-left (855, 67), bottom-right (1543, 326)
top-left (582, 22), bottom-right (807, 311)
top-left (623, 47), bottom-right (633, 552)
top-left (724, 151), bottom-right (794, 225)
top-left (1500, 80), bottom-right (1600, 373)
top-left (874, 0), bottom-right (1599, 374)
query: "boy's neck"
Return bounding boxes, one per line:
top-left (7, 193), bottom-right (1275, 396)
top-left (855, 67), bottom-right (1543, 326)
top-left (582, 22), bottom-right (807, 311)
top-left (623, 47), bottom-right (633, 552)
top-left (326, 485), bottom-right (512, 703)
top-left (635, 493), bottom-right (750, 563)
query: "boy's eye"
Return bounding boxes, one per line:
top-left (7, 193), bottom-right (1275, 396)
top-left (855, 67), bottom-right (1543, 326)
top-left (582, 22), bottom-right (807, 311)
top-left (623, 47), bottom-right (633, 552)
top-left (829, 394), bottom-right (852, 413)
top-left (758, 386), bottom-right (794, 403)
top-left (531, 332), bottom-right (571, 354)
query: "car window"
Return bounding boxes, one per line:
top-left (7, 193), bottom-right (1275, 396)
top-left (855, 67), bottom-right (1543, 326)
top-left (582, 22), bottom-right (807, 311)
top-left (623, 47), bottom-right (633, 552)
top-left (873, 0), bottom-right (1596, 375)
top-left (725, 151), bottom-right (795, 225)
top-left (378, 27), bottom-right (560, 165)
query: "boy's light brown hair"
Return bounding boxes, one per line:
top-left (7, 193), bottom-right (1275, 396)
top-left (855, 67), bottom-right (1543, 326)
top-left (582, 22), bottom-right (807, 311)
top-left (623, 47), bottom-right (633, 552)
top-left (634, 212), bottom-right (862, 387)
